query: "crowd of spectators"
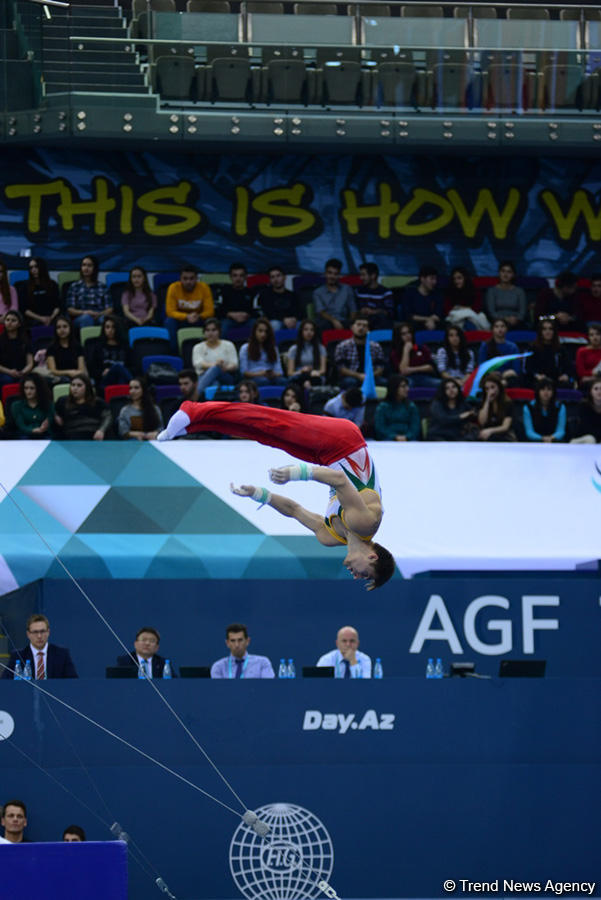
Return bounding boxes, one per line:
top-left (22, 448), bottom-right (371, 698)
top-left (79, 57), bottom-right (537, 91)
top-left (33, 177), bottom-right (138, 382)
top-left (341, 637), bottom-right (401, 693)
top-left (0, 253), bottom-right (600, 443)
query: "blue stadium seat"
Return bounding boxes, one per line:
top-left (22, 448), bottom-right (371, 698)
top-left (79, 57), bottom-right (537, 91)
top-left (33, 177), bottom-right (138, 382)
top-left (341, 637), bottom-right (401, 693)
top-left (129, 326), bottom-right (170, 347)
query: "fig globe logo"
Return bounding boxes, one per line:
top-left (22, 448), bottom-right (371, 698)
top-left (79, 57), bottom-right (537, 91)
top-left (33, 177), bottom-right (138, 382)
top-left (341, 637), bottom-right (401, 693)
top-left (593, 460), bottom-right (601, 494)
top-left (229, 803), bottom-right (334, 900)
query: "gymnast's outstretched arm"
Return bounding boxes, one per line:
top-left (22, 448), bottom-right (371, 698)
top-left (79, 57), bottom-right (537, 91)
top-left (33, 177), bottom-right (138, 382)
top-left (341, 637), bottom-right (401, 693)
top-left (230, 484), bottom-right (338, 546)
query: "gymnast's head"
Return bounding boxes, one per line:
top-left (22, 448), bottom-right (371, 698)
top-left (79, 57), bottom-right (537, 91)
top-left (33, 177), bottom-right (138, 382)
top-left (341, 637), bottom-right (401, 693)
top-left (344, 541), bottom-right (395, 591)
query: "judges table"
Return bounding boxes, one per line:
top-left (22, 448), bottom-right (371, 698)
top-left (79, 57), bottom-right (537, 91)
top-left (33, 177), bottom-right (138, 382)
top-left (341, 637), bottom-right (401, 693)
top-left (1, 679), bottom-right (599, 900)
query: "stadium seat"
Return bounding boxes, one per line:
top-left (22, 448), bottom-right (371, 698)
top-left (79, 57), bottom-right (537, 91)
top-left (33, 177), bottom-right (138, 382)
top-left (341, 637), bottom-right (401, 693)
top-left (129, 326), bottom-right (171, 348)
top-left (506, 388), bottom-right (535, 401)
top-left (368, 329), bottom-right (393, 343)
top-left (560, 7), bottom-right (601, 20)
top-left (155, 56), bottom-right (196, 100)
top-left (80, 326), bottom-right (102, 347)
top-left (400, 4), bottom-right (443, 15)
top-left (264, 59), bottom-right (315, 103)
top-left (53, 383), bottom-right (70, 404)
top-left (104, 384), bottom-right (131, 403)
top-left (246, 2), bottom-right (285, 12)
top-left (453, 5), bottom-right (496, 18)
top-left (483, 63), bottom-right (536, 110)
top-left (321, 329), bottom-right (352, 346)
top-left (177, 327), bottom-right (205, 356)
top-left (9, 269), bottom-right (28, 285)
top-left (30, 325), bottom-right (55, 345)
top-left (142, 355), bottom-right (183, 374)
top-left (431, 62), bottom-right (481, 109)
top-left (347, 4), bottom-right (391, 15)
top-left (293, 2), bottom-right (338, 13)
top-left (541, 64), bottom-right (598, 110)
top-left (373, 61), bottom-right (420, 108)
top-left (154, 384), bottom-right (182, 400)
top-left (1, 383), bottom-right (20, 405)
top-left (320, 60), bottom-right (366, 105)
top-left (105, 272), bottom-right (131, 288)
top-left (208, 58), bottom-right (258, 102)
top-left (415, 330), bottom-right (445, 346)
top-left (187, 0), bottom-right (231, 9)
top-left (258, 385), bottom-right (284, 401)
top-left (507, 6), bottom-right (549, 19)
top-left (275, 328), bottom-right (299, 346)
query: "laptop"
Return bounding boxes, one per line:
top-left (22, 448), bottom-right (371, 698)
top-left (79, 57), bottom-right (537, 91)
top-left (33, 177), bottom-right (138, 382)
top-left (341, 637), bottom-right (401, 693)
top-left (179, 666), bottom-right (211, 678)
top-left (105, 666), bottom-right (137, 679)
top-left (499, 659), bottom-right (546, 678)
top-left (302, 666), bottom-right (335, 678)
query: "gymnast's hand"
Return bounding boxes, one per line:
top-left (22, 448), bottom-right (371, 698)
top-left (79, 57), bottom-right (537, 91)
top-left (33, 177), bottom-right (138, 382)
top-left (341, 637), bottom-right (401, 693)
top-left (269, 466), bottom-right (292, 484)
top-left (230, 483), bottom-right (256, 497)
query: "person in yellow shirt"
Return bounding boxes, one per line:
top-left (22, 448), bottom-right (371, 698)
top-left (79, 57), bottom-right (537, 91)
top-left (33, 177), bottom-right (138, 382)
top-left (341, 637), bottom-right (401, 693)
top-left (165, 265), bottom-right (214, 350)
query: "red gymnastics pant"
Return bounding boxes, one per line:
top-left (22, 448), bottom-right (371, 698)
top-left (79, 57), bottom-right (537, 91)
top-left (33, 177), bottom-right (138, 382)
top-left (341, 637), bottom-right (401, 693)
top-left (180, 401), bottom-right (366, 466)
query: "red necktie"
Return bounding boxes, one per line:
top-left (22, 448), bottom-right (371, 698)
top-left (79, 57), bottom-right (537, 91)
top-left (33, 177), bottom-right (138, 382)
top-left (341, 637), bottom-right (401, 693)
top-left (36, 652), bottom-right (45, 680)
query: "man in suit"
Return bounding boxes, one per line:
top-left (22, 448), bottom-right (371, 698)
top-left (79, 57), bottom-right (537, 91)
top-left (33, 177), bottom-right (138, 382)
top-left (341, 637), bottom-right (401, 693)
top-left (3, 614), bottom-right (77, 679)
top-left (116, 626), bottom-right (175, 678)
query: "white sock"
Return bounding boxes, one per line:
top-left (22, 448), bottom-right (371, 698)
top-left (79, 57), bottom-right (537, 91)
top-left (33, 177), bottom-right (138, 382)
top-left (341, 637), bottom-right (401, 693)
top-left (157, 409), bottom-right (191, 441)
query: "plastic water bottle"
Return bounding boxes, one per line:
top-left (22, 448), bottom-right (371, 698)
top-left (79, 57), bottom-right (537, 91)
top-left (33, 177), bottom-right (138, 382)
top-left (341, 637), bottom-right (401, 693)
top-left (13, 660), bottom-right (22, 681)
top-left (138, 660), bottom-right (147, 679)
top-left (373, 658), bottom-right (383, 679)
top-left (23, 660), bottom-right (32, 681)
top-left (287, 659), bottom-right (296, 679)
top-left (162, 659), bottom-right (172, 679)
top-left (425, 658), bottom-right (435, 679)
top-left (278, 659), bottom-right (287, 679)
top-left (434, 658), bottom-right (444, 679)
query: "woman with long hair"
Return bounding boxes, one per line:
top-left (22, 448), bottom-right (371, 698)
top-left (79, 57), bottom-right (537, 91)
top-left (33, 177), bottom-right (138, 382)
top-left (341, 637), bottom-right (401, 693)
top-left (11, 372), bottom-right (54, 439)
top-left (428, 377), bottom-right (476, 441)
top-left (21, 257), bottom-right (60, 327)
top-left (66, 255), bottom-right (112, 329)
top-left (286, 318), bottom-right (326, 386)
top-left (476, 372), bottom-right (515, 441)
top-left (117, 376), bottom-right (163, 441)
top-left (523, 377), bottom-right (566, 443)
top-left (54, 373), bottom-right (112, 440)
top-left (478, 318), bottom-right (520, 383)
top-left (191, 317), bottom-right (238, 392)
top-left (374, 374), bottom-right (421, 441)
top-left (571, 376), bottom-right (601, 444)
top-left (239, 317), bottom-right (285, 386)
top-left (280, 383), bottom-right (306, 413)
top-left (46, 315), bottom-right (87, 381)
top-left (121, 266), bottom-right (157, 327)
top-left (524, 316), bottom-right (571, 387)
top-left (444, 267), bottom-right (489, 331)
top-left (0, 310), bottom-right (33, 385)
top-left (237, 379), bottom-right (261, 404)
top-left (88, 315), bottom-right (131, 387)
top-left (435, 324), bottom-right (475, 385)
top-left (391, 321), bottom-right (439, 388)
top-left (484, 260), bottom-right (527, 328)
top-left (0, 258), bottom-right (18, 324)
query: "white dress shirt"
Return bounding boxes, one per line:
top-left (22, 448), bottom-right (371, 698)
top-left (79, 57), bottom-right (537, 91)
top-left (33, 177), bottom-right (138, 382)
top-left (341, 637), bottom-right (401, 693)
top-left (316, 649), bottom-right (372, 679)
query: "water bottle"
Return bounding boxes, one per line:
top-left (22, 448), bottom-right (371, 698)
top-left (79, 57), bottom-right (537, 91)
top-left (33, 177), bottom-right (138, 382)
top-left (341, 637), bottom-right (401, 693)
top-left (287, 659), bottom-right (296, 679)
top-left (13, 660), bottom-right (22, 681)
top-left (278, 659), bottom-right (287, 679)
top-left (138, 660), bottom-right (147, 679)
top-left (373, 658), bottom-right (383, 679)
top-left (162, 659), bottom-right (172, 679)
top-left (425, 658), bottom-right (435, 679)
top-left (434, 658), bottom-right (444, 679)
top-left (23, 660), bottom-right (32, 681)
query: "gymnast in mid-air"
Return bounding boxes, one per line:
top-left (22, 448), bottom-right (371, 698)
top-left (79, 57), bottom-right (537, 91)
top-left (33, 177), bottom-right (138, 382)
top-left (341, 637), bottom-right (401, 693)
top-left (158, 401), bottom-right (395, 589)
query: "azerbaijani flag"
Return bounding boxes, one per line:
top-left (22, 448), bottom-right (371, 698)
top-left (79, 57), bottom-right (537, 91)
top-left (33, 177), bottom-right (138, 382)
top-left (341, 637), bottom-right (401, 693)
top-left (463, 352), bottom-right (532, 398)
top-left (362, 335), bottom-right (377, 400)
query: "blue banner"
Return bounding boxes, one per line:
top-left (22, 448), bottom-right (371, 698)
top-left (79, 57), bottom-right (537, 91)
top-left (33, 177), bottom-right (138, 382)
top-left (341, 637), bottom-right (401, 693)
top-left (1, 149), bottom-right (601, 273)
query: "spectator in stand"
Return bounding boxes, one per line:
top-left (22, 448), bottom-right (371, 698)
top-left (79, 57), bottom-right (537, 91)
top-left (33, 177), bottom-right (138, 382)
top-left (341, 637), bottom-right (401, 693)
top-left (286, 318), bottom-right (326, 387)
top-left (46, 315), bottom-right (87, 383)
top-left (476, 372), bottom-right (515, 441)
top-left (427, 377), bottom-right (476, 441)
top-left (445, 267), bottom-right (489, 331)
top-left (281, 383), bottom-right (306, 412)
top-left (402, 266), bottom-right (442, 330)
top-left (312, 258), bottom-right (356, 332)
top-left (0, 259), bottom-right (18, 324)
top-left (66, 255), bottom-right (112, 329)
top-left (0, 400), bottom-right (5, 433)
top-left (535, 271), bottom-right (579, 329)
top-left (258, 266), bottom-right (300, 331)
top-left (355, 262), bottom-right (394, 329)
top-left (484, 261), bottom-right (527, 328)
top-left (165, 264), bottom-right (214, 349)
top-left (575, 323), bottom-right (601, 388)
top-left (121, 266), bottom-right (157, 327)
top-left (522, 377), bottom-right (566, 443)
top-left (237, 379), bottom-right (261, 404)
top-left (375, 374), bottom-right (420, 441)
top-left (435, 324), bottom-right (475, 386)
top-left (63, 826), bottom-right (86, 842)
top-left (20, 257), bottom-right (60, 328)
top-left (391, 321), bottom-right (439, 388)
top-left (87, 315), bottom-right (131, 388)
top-left (1, 802), bottom-right (29, 843)
top-left (218, 263), bottom-right (257, 337)
top-left (117, 376), bottom-right (163, 441)
top-left (12, 373), bottom-right (54, 439)
top-left (191, 317), bottom-right (238, 393)
top-left (571, 376), bottom-right (601, 443)
top-left (478, 318), bottom-right (520, 384)
top-left (335, 313), bottom-right (385, 389)
top-left (323, 387), bottom-right (365, 428)
top-left (577, 272), bottom-right (601, 327)
top-left (54, 374), bottom-right (111, 440)
top-left (238, 317), bottom-right (285, 386)
top-left (0, 310), bottom-right (33, 386)
top-left (524, 316), bottom-right (571, 387)
top-left (178, 368), bottom-right (202, 403)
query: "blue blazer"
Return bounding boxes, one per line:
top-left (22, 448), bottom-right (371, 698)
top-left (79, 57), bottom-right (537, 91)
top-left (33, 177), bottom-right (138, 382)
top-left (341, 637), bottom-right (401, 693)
top-left (3, 644), bottom-right (78, 679)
